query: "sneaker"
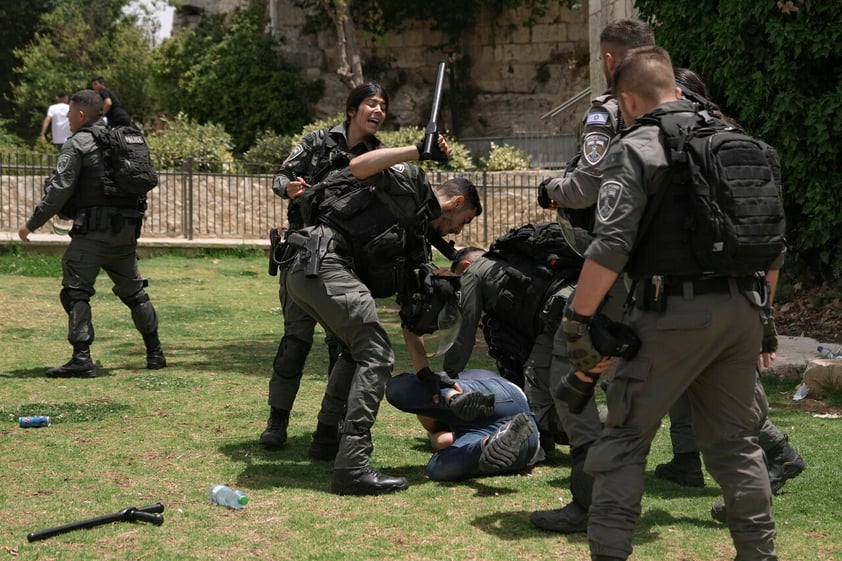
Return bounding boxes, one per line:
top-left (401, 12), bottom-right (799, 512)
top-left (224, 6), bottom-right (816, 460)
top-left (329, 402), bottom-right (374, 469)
top-left (654, 453), bottom-right (704, 488)
top-left (46, 351), bottom-right (96, 378)
top-left (331, 466), bottom-right (409, 496)
top-left (446, 390), bottom-right (495, 420)
top-left (259, 408), bottom-right (289, 449)
top-left (308, 423), bottom-right (340, 461)
top-left (766, 438), bottom-right (806, 494)
top-left (530, 502), bottom-right (588, 534)
top-left (478, 413), bottom-right (534, 472)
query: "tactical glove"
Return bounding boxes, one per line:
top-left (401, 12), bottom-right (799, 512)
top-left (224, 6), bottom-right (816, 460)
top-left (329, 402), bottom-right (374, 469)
top-left (562, 308), bottom-right (603, 373)
top-left (537, 178), bottom-right (552, 209)
top-left (416, 133), bottom-right (449, 162)
top-left (589, 313), bottom-right (642, 360)
top-left (761, 306), bottom-right (778, 354)
top-left (447, 390), bottom-right (495, 420)
top-left (416, 366), bottom-right (456, 395)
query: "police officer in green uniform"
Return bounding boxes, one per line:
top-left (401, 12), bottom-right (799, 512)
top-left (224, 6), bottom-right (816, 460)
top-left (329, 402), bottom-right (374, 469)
top-left (564, 46), bottom-right (779, 561)
top-left (260, 83), bottom-right (388, 456)
top-left (282, 136), bottom-right (481, 495)
top-left (18, 90), bottom-right (165, 378)
top-left (531, 18), bottom-right (656, 534)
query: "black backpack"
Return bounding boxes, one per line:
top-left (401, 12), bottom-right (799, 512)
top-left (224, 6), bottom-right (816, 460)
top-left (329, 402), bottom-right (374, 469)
top-left (90, 125), bottom-right (159, 197)
top-left (641, 110), bottom-right (786, 276)
top-left (480, 222), bottom-right (588, 373)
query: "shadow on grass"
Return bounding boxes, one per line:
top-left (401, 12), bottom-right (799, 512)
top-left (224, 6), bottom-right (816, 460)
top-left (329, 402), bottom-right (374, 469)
top-left (0, 362), bottom-right (116, 379)
top-left (217, 438), bottom-right (432, 494)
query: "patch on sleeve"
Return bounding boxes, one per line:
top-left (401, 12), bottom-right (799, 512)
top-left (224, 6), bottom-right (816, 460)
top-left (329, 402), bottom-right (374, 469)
top-left (56, 153), bottom-right (71, 174)
top-left (585, 109), bottom-right (610, 126)
top-left (596, 181), bottom-right (623, 224)
top-left (389, 163), bottom-right (406, 174)
top-left (281, 144), bottom-right (304, 167)
top-left (582, 132), bottom-right (611, 166)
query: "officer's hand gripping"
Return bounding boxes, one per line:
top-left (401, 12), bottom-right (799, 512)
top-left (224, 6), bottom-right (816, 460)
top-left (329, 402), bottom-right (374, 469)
top-left (562, 308), bottom-right (603, 373)
top-left (537, 178), bottom-right (552, 209)
top-left (416, 133), bottom-right (449, 162)
top-left (416, 366), bottom-right (457, 395)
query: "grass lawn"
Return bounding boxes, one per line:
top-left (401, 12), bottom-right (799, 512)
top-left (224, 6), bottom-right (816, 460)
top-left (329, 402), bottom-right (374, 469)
top-left (1, 248), bottom-right (840, 561)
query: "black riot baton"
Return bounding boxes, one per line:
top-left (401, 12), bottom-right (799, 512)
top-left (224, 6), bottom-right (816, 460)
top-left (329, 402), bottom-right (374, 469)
top-left (421, 62), bottom-right (448, 159)
top-left (27, 502), bottom-right (165, 542)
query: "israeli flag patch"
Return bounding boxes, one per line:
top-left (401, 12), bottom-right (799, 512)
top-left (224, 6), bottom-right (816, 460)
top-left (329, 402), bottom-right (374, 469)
top-left (586, 110), bottom-right (610, 126)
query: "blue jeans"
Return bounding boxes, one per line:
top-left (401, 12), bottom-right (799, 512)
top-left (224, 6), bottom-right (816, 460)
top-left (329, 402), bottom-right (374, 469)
top-left (386, 369), bottom-right (541, 481)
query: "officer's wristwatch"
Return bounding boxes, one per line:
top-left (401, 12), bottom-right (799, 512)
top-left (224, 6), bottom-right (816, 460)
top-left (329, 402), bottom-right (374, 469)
top-left (563, 305), bottom-right (592, 325)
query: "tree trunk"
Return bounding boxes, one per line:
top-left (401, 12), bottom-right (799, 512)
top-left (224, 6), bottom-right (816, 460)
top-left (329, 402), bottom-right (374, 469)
top-left (322, 0), bottom-right (364, 88)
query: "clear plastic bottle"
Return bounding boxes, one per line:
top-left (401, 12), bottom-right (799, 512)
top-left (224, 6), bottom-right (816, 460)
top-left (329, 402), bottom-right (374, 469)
top-left (817, 346), bottom-right (840, 359)
top-left (208, 485), bottom-right (248, 509)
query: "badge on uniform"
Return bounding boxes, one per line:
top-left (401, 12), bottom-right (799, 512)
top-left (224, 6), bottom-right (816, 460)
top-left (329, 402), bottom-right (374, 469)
top-left (582, 132), bottom-right (611, 166)
top-left (281, 144), bottom-right (304, 167)
top-left (586, 110), bottom-right (609, 126)
top-left (597, 181), bottom-right (623, 223)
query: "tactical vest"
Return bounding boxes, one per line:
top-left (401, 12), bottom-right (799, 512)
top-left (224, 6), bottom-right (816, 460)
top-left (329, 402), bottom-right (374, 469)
top-left (317, 175), bottom-right (431, 298)
top-left (60, 128), bottom-right (139, 219)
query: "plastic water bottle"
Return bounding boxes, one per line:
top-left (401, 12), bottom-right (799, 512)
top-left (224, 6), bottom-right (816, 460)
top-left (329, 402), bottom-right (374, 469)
top-left (208, 485), bottom-right (248, 509)
top-left (817, 346), bottom-right (840, 359)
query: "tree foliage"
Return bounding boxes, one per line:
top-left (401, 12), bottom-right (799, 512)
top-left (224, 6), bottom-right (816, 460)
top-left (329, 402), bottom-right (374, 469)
top-left (153, 5), bottom-right (322, 154)
top-left (10, 0), bottom-right (158, 140)
top-left (634, 0), bottom-right (842, 279)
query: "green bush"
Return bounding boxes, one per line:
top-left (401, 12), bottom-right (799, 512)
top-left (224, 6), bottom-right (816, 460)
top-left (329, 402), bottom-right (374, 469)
top-left (242, 130), bottom-right (296, 174)
top-left (147, 113), bottom-right (237, 173)
top-left (481, 142), bottom-right (531, 171)
top-left (378, 126), bottom-right (473, 172)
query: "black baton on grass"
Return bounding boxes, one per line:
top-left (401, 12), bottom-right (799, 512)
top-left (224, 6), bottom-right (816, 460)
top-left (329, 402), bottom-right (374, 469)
top-left (27, 502), bottom-right (165, 542)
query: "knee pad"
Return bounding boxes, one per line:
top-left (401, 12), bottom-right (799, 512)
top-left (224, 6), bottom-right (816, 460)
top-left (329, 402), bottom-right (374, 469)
top-left (120, 291), bottom-right (150, 310)
top-left (121, 291), bottom-right (158, 334)
top-left (273, 335), bottom-right (312, 379)
top-left (60, 287), bottom-right (90, 313)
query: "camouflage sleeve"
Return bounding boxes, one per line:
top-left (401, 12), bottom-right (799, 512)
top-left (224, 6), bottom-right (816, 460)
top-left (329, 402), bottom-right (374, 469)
top-left (585, 126), bottom-right (669, 273)
top-left (545, 98), bottom-right (619, 209)
top-left (271, 131), bottom-right (322, 199)
top-left (25, 136), bottom-right (85, 231)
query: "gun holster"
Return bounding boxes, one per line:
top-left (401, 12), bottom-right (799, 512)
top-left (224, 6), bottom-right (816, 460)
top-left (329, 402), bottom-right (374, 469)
top-left (269, 227), bottom-right (282, 276)
top-left (303, 233), bottom-right (332, 278)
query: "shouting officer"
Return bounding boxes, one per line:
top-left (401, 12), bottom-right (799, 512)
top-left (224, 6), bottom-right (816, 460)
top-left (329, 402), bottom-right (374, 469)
top-left (280, 134), bottom-right (481, 495)
top-left (18, 90), bottom-right (165, 377)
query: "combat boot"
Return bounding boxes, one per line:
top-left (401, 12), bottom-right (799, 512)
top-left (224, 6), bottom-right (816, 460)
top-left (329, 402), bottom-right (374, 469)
top-left (478, 413), bottom-right (534, 472)
top-left (259, 407), bottom-right (289, 449)
top-left (331, 466), bottom-right (409, 496)
top-left (46, 345), bottom-right (96, 378)
top-left (308, 422), bottom-right (340, 461)
top-left (654, 451), bottom-right (704, 487)
top-left (530, 502), bottom-right (588, 534)
top-left (766, 436), bottom-right (806, 494)
top-left (143, 331), bottom-right (167, 370)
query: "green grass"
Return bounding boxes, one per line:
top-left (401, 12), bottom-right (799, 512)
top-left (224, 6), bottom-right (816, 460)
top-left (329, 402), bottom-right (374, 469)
top-left (1, 251), bottom-right (840, 561)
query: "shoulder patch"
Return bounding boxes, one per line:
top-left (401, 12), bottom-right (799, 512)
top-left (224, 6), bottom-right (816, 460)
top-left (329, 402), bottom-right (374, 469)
top-left (389, 163), bottom-right (406, 174)
top-left (281, 144), bottom-right (305, 167)
top-left (56, 153), bottom-right (72, 174)
top-left (586, 109), bottom-right (610, 126)
top-left (582, 132), bottom-right (611, 166)
top-left (596, 181), bottom-right (624, 224)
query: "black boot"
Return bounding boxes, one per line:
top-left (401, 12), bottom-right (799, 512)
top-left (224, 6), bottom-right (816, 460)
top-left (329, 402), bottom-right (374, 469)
top-left (331, 466), bottom-right (409, 496)
top-left (308, 422), bottom-right (340, 461)
top-left (143, 331), bottom-right (167, 370)
top-left (654, 451), bottom-right (704, 487)
top-left (46, 345), bottom-right (96, 378)
top-left (766, 436), bottom-right (806, 494)
top-left (259, 407), bottom-right (289, 449)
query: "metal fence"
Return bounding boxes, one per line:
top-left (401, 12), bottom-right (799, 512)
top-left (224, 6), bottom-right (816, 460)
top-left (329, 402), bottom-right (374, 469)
top-left (1, 151), bottom-right (562, 248)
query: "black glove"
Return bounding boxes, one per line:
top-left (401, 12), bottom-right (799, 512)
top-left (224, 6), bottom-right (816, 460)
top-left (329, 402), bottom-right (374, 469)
top-left (589, 313), bottom-right (642, 360)
top-left (447, 391), bottom-right (495, 420)
top-left (416, 366), bottom-right (456, 395)
top-left (562, 308), bottom-right (603, 373)
top-left (537, 178), bottom-right (552, 209)
top-left (416, 133), bottom-right (449, 162)
top-left (761, 306), bottom-right (778, 353)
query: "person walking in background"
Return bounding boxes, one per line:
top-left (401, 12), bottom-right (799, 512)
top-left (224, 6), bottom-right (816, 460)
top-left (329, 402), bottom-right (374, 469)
top-left (91, 76), bottom-right (131, 127)
top-left (18, 89), bottom-right (165, 378)
top-left (40, 91), bottom-right (71, 150)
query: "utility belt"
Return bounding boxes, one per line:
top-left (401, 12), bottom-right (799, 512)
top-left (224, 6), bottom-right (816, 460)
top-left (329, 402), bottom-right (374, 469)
top-left (633, 275), bottom-right (764, 312)
top-left (269, 225), bottom-right (341, 278)
top-left (70, 207), bottom-right (144, 238)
